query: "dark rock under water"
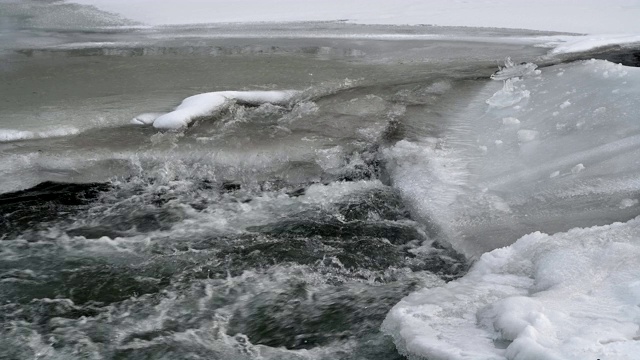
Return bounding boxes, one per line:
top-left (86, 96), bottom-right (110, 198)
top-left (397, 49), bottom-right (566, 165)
top-left (0, 181), bottom-right (111, 239)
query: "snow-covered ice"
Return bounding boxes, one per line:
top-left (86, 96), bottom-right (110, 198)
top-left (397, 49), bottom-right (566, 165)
top-left (382, 218), bottom-right (640, 360)
top-left (549, 34), bottom-right (640, 55)
top-left (72, 0), bottom-right (640, 35)
top-left (134, 90), bottom-right (299, 129)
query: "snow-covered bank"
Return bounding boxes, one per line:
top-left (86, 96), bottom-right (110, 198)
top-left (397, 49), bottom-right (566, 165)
top-left (382, 217), bottom-right (640, 360)
top-left (71, 0), bottom-right (640, 35)
top-left (133, 90), bottom-right (299, 129)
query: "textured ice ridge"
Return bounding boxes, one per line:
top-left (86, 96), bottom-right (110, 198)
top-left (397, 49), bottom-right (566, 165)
top-left (490, 57), bottom-right (540, 81)
top-left (132, 90), bottom-right (300, 129)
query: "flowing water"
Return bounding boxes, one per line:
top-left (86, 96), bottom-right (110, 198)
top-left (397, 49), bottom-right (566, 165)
top-left (4, 2), bottom-right (637, 359)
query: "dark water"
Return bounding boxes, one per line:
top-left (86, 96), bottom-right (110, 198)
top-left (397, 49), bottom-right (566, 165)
top-left (0, 171), bottom-right (465, 360)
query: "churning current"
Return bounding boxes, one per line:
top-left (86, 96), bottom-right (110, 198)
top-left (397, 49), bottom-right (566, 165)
top-left (3, 3), bottom-right (640, 360)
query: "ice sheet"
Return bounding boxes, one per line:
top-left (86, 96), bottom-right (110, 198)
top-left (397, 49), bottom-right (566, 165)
top-left (382, 217), bottom-right (640, 360)
top-left (71, 0), bottom-right (640, 35)
top-left (384, 59), bottom-right (640, 257)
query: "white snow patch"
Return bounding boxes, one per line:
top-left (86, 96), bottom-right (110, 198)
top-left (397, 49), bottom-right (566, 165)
top-left (559, 100), bottom-right (571, 109)
top-left (135, 90), bottom-right (300, 129)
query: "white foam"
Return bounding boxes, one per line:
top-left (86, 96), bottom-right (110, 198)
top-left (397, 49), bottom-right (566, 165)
top-left (382, 217), bottom-right (640, 360)
top-left (136, 90), bottom-right (299, 129)
top-left (0, 127), bottom-right (80, 142)
top-left (382, 139), bottom-right (468, 243)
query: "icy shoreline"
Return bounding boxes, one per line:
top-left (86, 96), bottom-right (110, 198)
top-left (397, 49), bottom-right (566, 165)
top-left (381, 58), bottom-right (640, 359)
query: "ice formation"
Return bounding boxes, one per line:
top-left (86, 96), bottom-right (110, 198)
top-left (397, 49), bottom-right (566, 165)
top-left (382, 59), bottom-right (640, 359)
top-left (382, 218), bottom-right (640, 360)
top-left (486, 79), bottom-right (530, 109)
top-left (133, 90), bottom-right (300, 129)
top-left (490, 57), bottom-right (540, 81)
top-left (386, 59), bottom-right (640, 256)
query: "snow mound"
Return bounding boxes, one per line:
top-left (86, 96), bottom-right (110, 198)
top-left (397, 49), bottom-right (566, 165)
top-left (382, 217), bottom-right (640, 360)
top-left (134, 90), bottom-right (300, 129)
